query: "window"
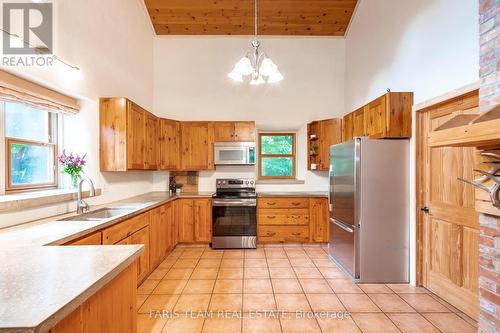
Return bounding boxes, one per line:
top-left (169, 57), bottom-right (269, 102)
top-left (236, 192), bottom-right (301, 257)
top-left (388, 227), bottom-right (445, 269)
top-left (5, 102), bottom-right (58, 191)
top-left (258, 133), bottom-right (296, 179)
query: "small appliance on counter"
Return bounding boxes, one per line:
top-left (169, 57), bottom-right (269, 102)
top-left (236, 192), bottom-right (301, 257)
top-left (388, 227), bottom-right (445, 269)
top-left (212, 178), bottom-right (257, 248)
top-left (214, 142), bottom-right (255, 165)
top-left (329, 137), bottom-right (409, 283)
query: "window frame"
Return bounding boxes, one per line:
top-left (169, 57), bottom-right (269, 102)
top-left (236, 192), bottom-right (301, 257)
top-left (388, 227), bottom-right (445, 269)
top-left (4, 103), bottom-right (58, 192)
top-left (258, 132), bottom-right (296, 180)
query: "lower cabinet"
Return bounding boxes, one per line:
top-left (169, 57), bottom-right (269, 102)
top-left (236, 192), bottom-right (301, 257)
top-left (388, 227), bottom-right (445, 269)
top-left (176, 198), bottom-right (212, 243)
top-left (177, 199), bottom-right (195, 242)
top-left (149, 206), bottom-right (163, 269)
top-left (64, 232), bottom-right (102, 245)
top-left (309, 198), bottom-right (329, 242)
top-left (117, 226), bottom-right (150, 283)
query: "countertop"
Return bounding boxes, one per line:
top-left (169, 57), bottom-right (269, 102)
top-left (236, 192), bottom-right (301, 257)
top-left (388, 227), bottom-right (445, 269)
top-left (257, 191), bottom-right (328, 198)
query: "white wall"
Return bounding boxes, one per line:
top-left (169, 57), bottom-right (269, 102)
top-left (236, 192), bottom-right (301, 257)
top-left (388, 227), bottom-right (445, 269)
top-left (344, 0), bottom-right (479, 285)
top-left (153, 37), bottom-right (346, 192)
top-left (0, 0), bottom-right (156, 227)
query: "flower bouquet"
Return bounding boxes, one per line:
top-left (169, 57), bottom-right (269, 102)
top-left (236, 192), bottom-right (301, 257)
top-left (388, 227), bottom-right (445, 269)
top-left (58, 150), bottom-right (87, 188)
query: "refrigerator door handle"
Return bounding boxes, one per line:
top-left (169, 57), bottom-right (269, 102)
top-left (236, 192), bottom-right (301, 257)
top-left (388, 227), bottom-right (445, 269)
top-left (330, 218), bottom-right (354, 233)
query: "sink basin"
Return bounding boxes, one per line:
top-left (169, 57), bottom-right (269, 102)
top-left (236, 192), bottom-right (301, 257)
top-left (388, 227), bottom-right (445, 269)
top-left (58, 207), bottom-right (134, 221)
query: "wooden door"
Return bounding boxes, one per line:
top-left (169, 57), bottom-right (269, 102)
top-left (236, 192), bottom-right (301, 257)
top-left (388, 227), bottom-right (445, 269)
top-left (177, 199), bottom-right (194, 242)
top-left (343, 113), bottom-right (353, 141)
top-left (194, 199), bottom-right (212, 242)
top-left (417, 92), bottom-right (479, 319)
top-left (234, 122), bottom-right (255, 141)
top-left (149, 207), bottom-right (162, 268)
top-left (180, 122), bottom-right (212, 170)
top-left (352, 107), bottom-right (366, 137)
top-left (214, 122), bottom-right (234, 141)
top-left (365, 95), bottom-right (386, 138)
top-left (309, 198), bottom-right (329, 242)
top-left (318, 119), bottom-right (342, 170)
top-left (126, 102), bottom-right (145, 170)
top-left (159, 119), bottom-right (180, 170)
top-left (129, 226), bottom-right (150, 283)
top-left (144, 112), bottom-right (158, 170)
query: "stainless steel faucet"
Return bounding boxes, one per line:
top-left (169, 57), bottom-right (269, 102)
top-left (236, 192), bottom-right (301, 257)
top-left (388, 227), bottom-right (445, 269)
top-left (77, 178), bottom-right (96, 214)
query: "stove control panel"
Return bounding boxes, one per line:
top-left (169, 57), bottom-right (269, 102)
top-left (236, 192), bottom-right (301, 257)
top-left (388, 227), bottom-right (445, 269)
top-left (216, 178), bottom-right (255, 189)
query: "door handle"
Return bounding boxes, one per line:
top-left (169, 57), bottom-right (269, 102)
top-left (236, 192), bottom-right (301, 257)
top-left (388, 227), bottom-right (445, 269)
top-left (330, 218), bottom-right (354, 233)
top-left (420, 206), bottom-right (430, 214)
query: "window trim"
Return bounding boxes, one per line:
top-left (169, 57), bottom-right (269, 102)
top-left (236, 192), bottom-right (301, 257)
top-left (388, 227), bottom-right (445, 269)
top-left (4, 107), bottom-right (58, 192)
top-left (258, 132), bottom-right (296, 180)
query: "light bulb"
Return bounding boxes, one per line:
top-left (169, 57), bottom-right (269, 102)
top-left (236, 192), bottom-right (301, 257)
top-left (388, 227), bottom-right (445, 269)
top-left (260, 57), bottom-right (277, 76)
top-left (234, 57), bottom-right (253, 76)
top-left (268, 70), bottom-right (284, 83)
top-left (250, 75), bottom-right (265, 86)
top-left (228, 68), bottom-right (243, 82)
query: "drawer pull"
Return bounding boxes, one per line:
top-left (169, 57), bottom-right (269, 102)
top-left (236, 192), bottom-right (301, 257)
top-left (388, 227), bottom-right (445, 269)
top-left (291, 202), bottom-right (301, 206)
top-left (292, 232), bottom-right (301, 236)
top-left (266, 202), bottom-right (276, 206)
top-left (266, 216), bottom-right (276, 219)
top-left (266, 232), bottom-right (276, 236)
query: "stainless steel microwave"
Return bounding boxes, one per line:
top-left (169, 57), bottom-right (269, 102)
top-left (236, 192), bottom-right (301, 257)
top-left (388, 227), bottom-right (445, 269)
top-left (214, 142), bottom-right (256, 165)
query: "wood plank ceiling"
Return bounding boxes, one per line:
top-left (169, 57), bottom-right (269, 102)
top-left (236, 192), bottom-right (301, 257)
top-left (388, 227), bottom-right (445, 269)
top-left (144, 0), bottom-right (358, 36)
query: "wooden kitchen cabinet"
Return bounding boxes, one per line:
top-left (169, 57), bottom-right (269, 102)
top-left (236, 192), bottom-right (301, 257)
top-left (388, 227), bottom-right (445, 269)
top-left (144, 111), bottom-right (159, 170)
top-left (180, 122), bottom-right (215, 170)
top-left (214, 121), bottom-right (255, 142)
top-left (194, 199), bottom-right (212, 242)
top-left (309, 198), bottom-right (329, 242)
top-left (64, 232), bottom-right (102, 245)
top-left (343, 113), bottom-right (354, 141)
top-left (307, 118), bottom-right (342, 171)
top-left (177, 199), bottom-right (195, 242)
top-left (117, 226), bottom-right (150, 283)
top-left (352, 107), bottom-right (366, 137)
top-left (149, 206), bottom-right (163, 268)
top-left (159, 118), bottom-right (180, 170)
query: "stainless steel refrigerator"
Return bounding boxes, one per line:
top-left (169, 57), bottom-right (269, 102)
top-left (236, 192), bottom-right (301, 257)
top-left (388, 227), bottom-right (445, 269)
top-left (328, 138), bottom-right (409, 283)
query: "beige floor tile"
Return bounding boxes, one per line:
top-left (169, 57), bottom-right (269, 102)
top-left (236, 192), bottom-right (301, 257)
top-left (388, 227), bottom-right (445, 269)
top-left (244, 259), bottom-right (268, 267)
top-left (180, 253), bottom-right (203, 259)
top-left (223, 250), bottom-right (245, 259)
top-left (138, 279), bottom-right (161, 294)
top-left (244, 279), bottom-right (273, 293)
top-left (197, 259), bottom-right (222, 268)
top-left (201, 251), bottom-right (224, 259)
top-left (244, 267), bottom-right (270, 279)
top-left (456, 313), bottom-right (478, 328)
top-left (183, 279), bottom-right (216, 294)
top-left (428, 293), bottom-right (461, 312)
top-left (243, 294), bottom-right (277, 312)
top-left (203, 317), bottom-right (242, 333)
top-left (244, 250), bottom-right (266, 259)
top-left (137, 294), bottom-right (149, 308)
top-left (312, 258), bottom-right (336, 267)
top-left (191, 268), bottom-right (219, 280)
top-left (387, 313), bottom-right (441, 333)
top-left (327, 279), bottom-right (363, 293)
top-left (351, 313), bottom-right (400, 333)
top-left (161, 317), bottom-right (204, 333)
top-left (358, 284), bottom-right (394, 294)
top-left (289, 258), bottom-right (315, 267)
top-left (386, 284), bottom-right (429, 294)
top-left (299, 279), bottom-right (333, 293)
top-left (293, 267), bottom-right (323, 279)
top-left (173, 259), bottom-right (199, 268)
top-left (153, 279), bottom-right (188, 294)
top-left (280, 317), bottom-right (321, 333)
top-left (149, 268), bottom-right (170, 279)
top-left (220, 259), bottom-right (244, 267)
top-left (213, 279), bottom-right (243, 293)
top-left (286, 253), bottom-right (309, 260)
top-left (337, 294), bottom-right (381, 312)
top-left (317, 317), bottom-right (361, 333)
top-left (305, 250), bottom-right (329, 259)
top-left (422, 313), bottom-right (476, 333)
top-left (218, 268), bottom-right (244, 279)
top-left (139, 294), bottom-right (180, 314)
top-left (242, 316), bottom-right (281, 333)
top-left (318, 267), bottom-right (346, 279)
top-left (269, 267), bottom-right (296, 278)
top-left (272, 278), bottom-right (303, 293)
top-left (164, 268), bottom-right (193, 280)
top-left (265, 251), bottom-right (287, 259)
top-left (209, 294), bottom-right (243, 311)
top-left (306, 294), bottom-right (346, 312)
top-left (367, 294), bottom-right (415, 313)
top-left (174, 294), bottom-right (211, 312)
top-left (267, 259), bottom-right (291, 268)
top-left (275, 294), bottom-right (311, 312)
top-left (399, 294), bottom-right (449, 312)
top-left (137, 313), bottom-right (168, 333)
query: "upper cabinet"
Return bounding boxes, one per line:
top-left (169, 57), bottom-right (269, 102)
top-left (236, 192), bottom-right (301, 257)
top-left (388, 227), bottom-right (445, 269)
top-left (343, 92), bottom-right (413, 141)
top-left (180, 122), bottom-right (215, 171)
top-left (307, 118), bottom-right (342, 171)
top-left (100, 97), bottom-right (158, 171)
top-left (158, 118), bottom-right (180, 170)
top-left (214, 121), bottom-right (255, 142)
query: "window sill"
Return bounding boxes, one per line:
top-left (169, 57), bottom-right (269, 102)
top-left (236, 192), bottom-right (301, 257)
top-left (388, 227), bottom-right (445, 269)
top-left (256, 179), bottom-right (305, 185)
top-left (0, 188), bottom-right (102, 213)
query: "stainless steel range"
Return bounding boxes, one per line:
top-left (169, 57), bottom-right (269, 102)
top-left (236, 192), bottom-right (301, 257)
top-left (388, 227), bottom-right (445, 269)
top-left (211, 178), bottom-right (257, 249)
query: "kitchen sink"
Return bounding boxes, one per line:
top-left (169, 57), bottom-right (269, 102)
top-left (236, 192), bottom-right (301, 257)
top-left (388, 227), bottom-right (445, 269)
top-left (58, 207), bottom-right (134, 221)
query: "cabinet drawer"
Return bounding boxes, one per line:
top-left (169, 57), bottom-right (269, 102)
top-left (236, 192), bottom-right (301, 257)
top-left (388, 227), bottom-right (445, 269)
top-left (258, 198), bottom-right (309, 209)
top-left (258, 226), bottom-right (309, 242)
top-left (65, 232), bottom-right (102, 245)
top-left (102, 212), bottom-right (150, 244)
top-left (258, 214), bottom-right (309, 226)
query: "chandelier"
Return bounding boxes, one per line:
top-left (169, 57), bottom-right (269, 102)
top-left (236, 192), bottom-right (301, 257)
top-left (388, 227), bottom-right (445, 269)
top-left (227, 0), bottom-right (283, 85)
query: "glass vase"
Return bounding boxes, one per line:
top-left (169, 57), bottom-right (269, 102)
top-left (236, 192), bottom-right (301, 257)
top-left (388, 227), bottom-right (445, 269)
top-left (70, 175), bottom-right (79, 189)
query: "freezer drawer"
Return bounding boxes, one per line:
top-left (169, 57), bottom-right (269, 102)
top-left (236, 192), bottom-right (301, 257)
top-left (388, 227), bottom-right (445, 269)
top-left (328, 218), bottom-right (358, 279)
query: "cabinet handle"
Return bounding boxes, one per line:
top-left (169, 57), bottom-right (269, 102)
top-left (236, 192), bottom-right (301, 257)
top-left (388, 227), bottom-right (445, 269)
top-left (266, 232), bottom-right (276, 236)
top-left (267, 202), bottom-right (276, 206)
top-left (266, 216), bottom-right (276, 219)
top-left (292, 232), bottom-right (301, 236)
top-left (291, 202), bottom-right (301, 206)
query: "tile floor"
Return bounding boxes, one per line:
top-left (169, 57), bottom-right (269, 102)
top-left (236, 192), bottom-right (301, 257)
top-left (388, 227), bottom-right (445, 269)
top-left (137, 244), bottom-right (477, 333)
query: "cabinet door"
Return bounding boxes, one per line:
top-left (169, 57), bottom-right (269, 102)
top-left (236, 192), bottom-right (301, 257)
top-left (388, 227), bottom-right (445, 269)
top-left (214, 122), bottom-right (234, 141)
top-left (149, 207), bottom-right (163, 268)
top-left (177, 199), bottom-right (194, 242)
top-left (159, 119), bottom-right (180, 170)
top-left (164, 202), bottom-right (173, 252)
top-left (352, 107), bottom-right (366, 137)
top-left (129, 226), bottom-right (150, 283)
top-left (144, 112), bottom-right (158, 170)
top-left (126, 102), bottom-right (145, 170)
top-left (365, 95), bottom-right (387, 138)
top-left (309, 198), bottom-right (329, 242)
top-left (234, 122), bottom-right (255, 141)
top-left (343, 113), bottom-right (353, 141)
top-left (318, 119), bottom-right (342, 170)
top-left (194, 199), bottom-right (212, 242)
top-left (180, 122), bottom-right (213, 170)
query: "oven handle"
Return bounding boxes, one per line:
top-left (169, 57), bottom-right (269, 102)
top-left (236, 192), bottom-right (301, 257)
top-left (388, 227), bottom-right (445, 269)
top-left (212, 199), bottom-right (257, 207)
top-left (330, 218), bottom-right (355, 233)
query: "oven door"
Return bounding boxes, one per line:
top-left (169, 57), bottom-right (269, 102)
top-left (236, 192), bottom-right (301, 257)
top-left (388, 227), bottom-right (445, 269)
top-left (212, 199), bottom-right (257, 236)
